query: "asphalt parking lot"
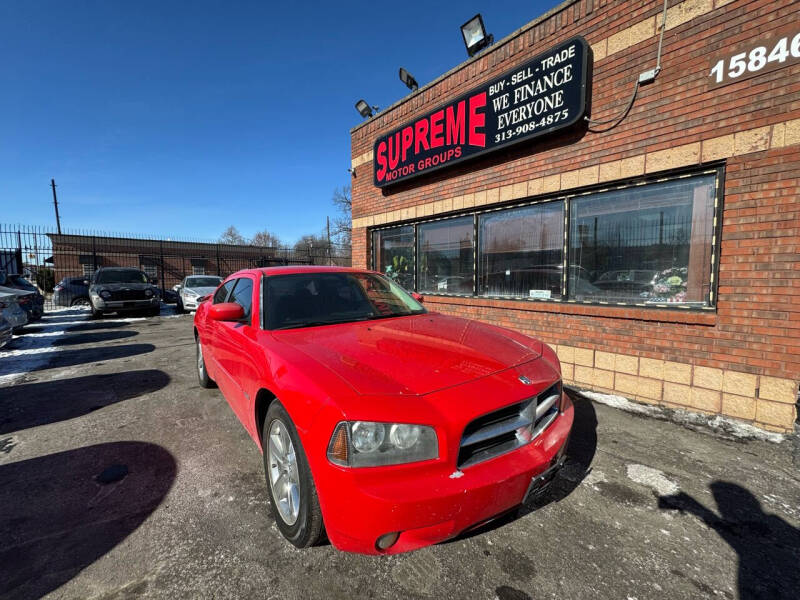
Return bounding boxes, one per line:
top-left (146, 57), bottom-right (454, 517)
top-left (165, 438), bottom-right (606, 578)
top-left (1, 309), bottom-right (798, 600)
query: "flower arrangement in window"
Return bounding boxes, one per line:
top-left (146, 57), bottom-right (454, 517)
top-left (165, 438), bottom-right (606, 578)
top-left (647, 266), bottom-right (689, 303)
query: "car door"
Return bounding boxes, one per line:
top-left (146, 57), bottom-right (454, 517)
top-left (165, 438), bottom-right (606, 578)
top-left (214, 275), bottom-right (262, 426)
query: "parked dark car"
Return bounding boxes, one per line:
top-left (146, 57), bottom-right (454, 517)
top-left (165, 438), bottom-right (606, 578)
top-left (53, 276), bottom-right (91, 307)
top-left (161, 288), bottom-right (179, 304)
top-left (89, 267), bottom-right (161, 317)
top-left (0, 273), bottom-right (44, 320)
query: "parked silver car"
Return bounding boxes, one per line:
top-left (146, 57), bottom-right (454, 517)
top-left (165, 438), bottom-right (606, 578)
top-left (175, 275), bottom-right (222, 312)
top-left (0, 286), bottom-right (30, 334)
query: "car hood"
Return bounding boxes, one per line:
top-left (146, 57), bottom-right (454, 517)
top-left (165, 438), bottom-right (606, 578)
top-left (0, 286), bottom-right (33, 298)
top-left (273, 313), bottom-right (542, 396)
top-left (184, 286), bottom-right (217, 296)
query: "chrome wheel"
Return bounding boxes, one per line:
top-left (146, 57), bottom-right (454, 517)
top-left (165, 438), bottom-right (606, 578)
top-left (267, 419), bottom-right (300, 526)
top-left (197, 341), bottom-right (205, 376)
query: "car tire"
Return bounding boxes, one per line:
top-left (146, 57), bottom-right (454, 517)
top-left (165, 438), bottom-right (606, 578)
top-left (176, 298), bottom-right (184, 314)
top-left (262, 401), bottom-right (324, 549)
top-left (71, 297), bottom-right (90, 307)
top-left (90, 302), bottom-right (103, 319)
top-left (196, 337), bottom-right (216, 388)
top-left (148, 306), bottom-right (160, 317)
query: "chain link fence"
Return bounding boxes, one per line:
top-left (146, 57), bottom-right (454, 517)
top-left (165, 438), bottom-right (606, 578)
top-left (1, 225), bottom-right (351, 311)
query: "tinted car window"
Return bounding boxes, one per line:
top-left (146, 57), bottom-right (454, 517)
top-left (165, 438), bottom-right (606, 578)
top-left (185, 276), bottom-right (222, 287)
top-left (229, 278), bottom-right (253, 320)
top-left (213, 280), bottom-right (236, 304)
top-left (95, 269), bottom-right (148, 284)
top-left (265, 272), bottom-right (424, 330)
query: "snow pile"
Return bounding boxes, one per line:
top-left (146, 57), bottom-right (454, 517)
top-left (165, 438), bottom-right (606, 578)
top-left (625, 463), bottom-right (679, 495)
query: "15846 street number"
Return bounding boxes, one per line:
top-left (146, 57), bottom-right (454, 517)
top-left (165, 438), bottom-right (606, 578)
top-left (709, 30), bottom-right (800, 87)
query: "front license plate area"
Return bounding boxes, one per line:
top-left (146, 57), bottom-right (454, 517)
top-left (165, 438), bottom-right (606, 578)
top-left (523, 457), bottom-right (565, 504)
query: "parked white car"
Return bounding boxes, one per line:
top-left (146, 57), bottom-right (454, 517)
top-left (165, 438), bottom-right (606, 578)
top-left (175, 275), bottom-right (222, 313)
top-left (0, 286), bottom-right (30, 334)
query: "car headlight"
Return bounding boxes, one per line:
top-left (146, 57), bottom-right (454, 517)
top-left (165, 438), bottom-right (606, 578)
top-left (99, 290), bottom-right (111, 299)
top-left (144, 289), bottom-right (153, 297)
top-left (327, 421), bottom-right (438, 467)
top-left (185, 290), bottom-right (199, 298)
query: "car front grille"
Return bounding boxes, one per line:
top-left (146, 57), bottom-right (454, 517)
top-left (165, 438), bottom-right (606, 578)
top-left (457, 381), bottom-right (562, 469)
top-left (109, 289), bottom-right (147, 301)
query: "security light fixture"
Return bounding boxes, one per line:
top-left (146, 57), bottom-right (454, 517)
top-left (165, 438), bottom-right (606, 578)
top-left (355, 99), bottom-right (378, 119)
top-left (399, 67), bottom-right (418, 92)
top-left (461, 14), bottom-right (493, 57)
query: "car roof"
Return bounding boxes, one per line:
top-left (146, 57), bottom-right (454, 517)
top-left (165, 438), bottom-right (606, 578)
top-left (228, 266), bottom-right (375, 278)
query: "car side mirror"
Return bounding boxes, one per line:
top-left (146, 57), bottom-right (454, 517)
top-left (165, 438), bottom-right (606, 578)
top-left (411, 292), bottom-right (424, 303)
top-left (208, 302), bottom-right (244, 322)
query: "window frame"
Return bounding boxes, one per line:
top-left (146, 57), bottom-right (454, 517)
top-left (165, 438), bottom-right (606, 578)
top-left (369, 166), bottom-right (724, 311)
top-left (416, 214), bottom-right (476, 297)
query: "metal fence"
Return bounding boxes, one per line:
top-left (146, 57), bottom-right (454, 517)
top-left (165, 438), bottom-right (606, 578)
top-left (1, 224), bottom-right (351, 311)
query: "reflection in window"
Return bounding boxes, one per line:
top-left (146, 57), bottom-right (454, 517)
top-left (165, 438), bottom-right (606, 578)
top-left (478, 202), bottom-right (564, 299)
top-left (417, 217), bottom-right (474, 294)
top-left (568, 174), bottom-right (715, 306)
top-left (372, 226), bottom-right (414, 290)
top-left (230, 278), bottom-right (253, 319)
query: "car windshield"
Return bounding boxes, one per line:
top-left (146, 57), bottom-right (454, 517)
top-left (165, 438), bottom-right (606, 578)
top-left (185, 277), bottom-right (222, 288)
top-left (265, 272), bottom-right (426, 330)
top-left (95, 270), bottom-right (148, 284)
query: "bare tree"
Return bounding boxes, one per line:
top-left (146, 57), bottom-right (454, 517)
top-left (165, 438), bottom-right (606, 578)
top-left (251, 230), bottom-right (281, 248)
top-left (219, 225), bottom-right (246, 245)
top-left (331, 185), bottom-right (351, 246)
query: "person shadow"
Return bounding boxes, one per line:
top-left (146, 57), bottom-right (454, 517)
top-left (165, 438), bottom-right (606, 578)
top-left (659, 481), bottom-right (800, 599)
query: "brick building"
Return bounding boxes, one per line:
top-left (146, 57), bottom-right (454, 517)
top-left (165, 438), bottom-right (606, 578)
top-left (350, 0), bottom-right (799, 432)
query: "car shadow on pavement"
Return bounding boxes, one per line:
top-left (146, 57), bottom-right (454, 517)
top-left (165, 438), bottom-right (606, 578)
top-left (65, 321), bottom-right (128, 332)
top-left (0, 343), bottom-right (156, 376)
top-left (447, 390), bottom-right (598, 543)
top-left (659, 482), bottom-right (800, 600)
top-left (0, 370), bottom-right (170, 435)
top-left (0, 441), bottom-right (177, 600)
top-left (51, 330), bottom-right (139, 346)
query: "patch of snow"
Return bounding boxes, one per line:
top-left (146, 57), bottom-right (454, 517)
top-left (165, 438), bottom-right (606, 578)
top-left (572, 388), bottom-right (785, 443)
top-left (579, 390), bottom-right (661, 416)
top-left (626, 463), bottom-right (679, 496)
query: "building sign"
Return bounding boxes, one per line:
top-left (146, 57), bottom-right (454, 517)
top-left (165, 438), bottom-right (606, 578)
top-left (708, 24), bottom-right (800, 89)
top-left (373, 35), bottom-right (590, 187)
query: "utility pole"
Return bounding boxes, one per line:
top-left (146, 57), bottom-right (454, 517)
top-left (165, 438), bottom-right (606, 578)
top-left (51, 179), bottom-right (62, 234)
top-left (326, 216), bottom-right (332, 265)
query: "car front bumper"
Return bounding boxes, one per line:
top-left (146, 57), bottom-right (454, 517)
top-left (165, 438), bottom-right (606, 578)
top-left (318, 392), bottom-right (574, 554)
top-left (182, 296), bottom-right (201, 310)
top-left (93, 297), bottom-right (159, 311)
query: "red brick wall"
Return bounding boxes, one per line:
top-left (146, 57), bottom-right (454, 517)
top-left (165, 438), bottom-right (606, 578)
top-left (350, 0), bottom-right (799, 429)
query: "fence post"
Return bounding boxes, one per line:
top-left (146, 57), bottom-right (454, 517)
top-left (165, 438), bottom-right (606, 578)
top-left (159, 239), bottom-right (165, 295)
top-left (15, 229), bottom-right (22, 274)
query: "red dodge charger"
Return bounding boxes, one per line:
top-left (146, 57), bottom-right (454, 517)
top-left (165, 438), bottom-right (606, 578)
top-left (193, 266), bottom-right (573, 554)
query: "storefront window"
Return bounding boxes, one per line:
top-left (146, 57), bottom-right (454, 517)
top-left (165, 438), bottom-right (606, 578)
top-left (568, 174), bottom-right (716, 306)
top-left (417, 217), bottom-right (474, 294)
top-left (372, 225), bottom-right (414, 290)
top-left (478, 202), bottom-right (564, 299)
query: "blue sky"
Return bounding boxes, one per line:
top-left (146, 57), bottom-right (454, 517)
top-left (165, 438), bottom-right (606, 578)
top-left (1, 1), bottom-right (555, 244)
